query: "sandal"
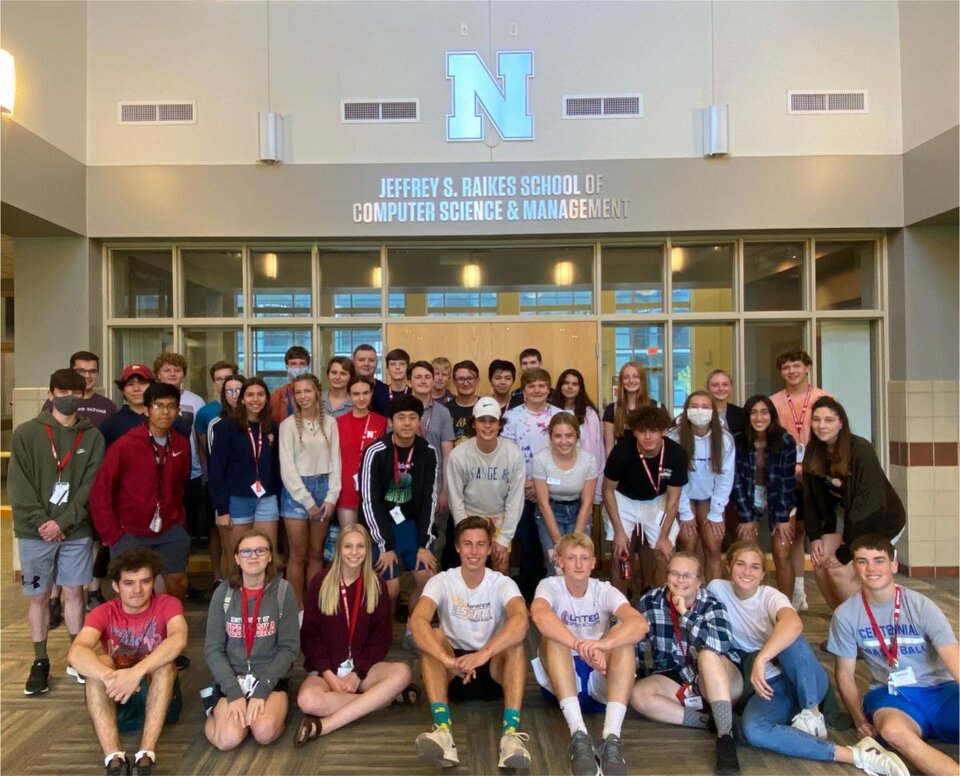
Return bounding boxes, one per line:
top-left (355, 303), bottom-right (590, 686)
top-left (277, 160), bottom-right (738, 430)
top-left (393, 682), bottom-right (421, 707)
top-left (295, 714), bottom-right (322, 748)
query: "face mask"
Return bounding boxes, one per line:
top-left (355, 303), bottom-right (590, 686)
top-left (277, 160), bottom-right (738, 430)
top-left (686, 407), bottom-right (713, 427)
top-left (288, 366), bottom-right (308, 380)
top-left (52, 395), bottom-right (83, 416)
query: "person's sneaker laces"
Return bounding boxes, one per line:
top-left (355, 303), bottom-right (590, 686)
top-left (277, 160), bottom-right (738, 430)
top-left (24, 658), bottom-right (50, 696)
top-left (416, 725), bottom-right (459, 768)
top-left (597, 733), bottom-right (628, 776)
top-left (714, 733), bottom-right (741, 775)
top-left (851, 737), bottom-right (910, 776)
top-left (132, 750), bottom-right (155, 776)
top-left (790, 708), bottom-right (827, 738)
top-left (104, 752), bottom-right (128, 776)
top-left (498, 730), bottom-right (531, 769)
top-left (566, 730), bottom-right (598, 776)
top-left (67, 665), bottom-right (86, 685)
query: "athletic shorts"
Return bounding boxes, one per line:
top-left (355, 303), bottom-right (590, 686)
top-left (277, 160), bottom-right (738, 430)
top-left (373, 519), bottom-right (430, 580)
top-left (864, 681), bottom-right (959, 743)
top-left (113, 524), bottom-right (190, 575)
top-left (280, 474), bottom-right (330, 519)
top-left (605, 492), bottom-right (679, 548)
top-left (531, 654), bottom-right (609, 713)
top-left (229, 494), bottom-right (280, 524)
top-left (18, 536), bottom-right (93, 596)
top-left (449, 648), bottom-right (503, 702)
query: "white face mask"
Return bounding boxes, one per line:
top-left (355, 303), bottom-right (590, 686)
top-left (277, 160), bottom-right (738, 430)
top-left (288, 366), bottom-right (308, 380)
top-left (686, 407), bottom-right (713, 427)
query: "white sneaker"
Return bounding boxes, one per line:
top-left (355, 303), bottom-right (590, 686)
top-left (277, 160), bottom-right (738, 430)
top-left (790, 708), bottom-right (827, 738)
top-left (416, 725), bottom-right (459, 768)
top-left (498, 730), bottom-right (531, 769)
top-left (792, 591), bottom-right (809, 611)
top-left (66, 665), bottom-right (86, 685)
top-left (851, 737), bottom-right (911, 776)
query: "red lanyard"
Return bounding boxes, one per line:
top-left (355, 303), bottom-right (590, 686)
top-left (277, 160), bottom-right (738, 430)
top-left (862, 586), bottom-right (902, 668)
top-left (638, 443), bottom-right (665, 495)
top-left (419, 403), bottom-right (433, 439)
top-left (785, 387), bottom-right (812, 437)
top-left (393, 443), bottom-right (415, 487)
top-left (247, 424), bottom-right (263, 483)
top-left (668, 597), bottom-right (693, 666)
top-left (45, 425), bottom-right (84, 477)
top-left (240, 585), bottom-right (265, 661)
top-left (149, 436), bottom-right (168, 507)
top-left (339, 577), bottom-right (364, 658)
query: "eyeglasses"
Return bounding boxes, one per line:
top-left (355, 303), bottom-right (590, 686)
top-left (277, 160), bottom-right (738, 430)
top-left (74, 368), bottom-right (99, 376)
top-left (150, 402), bottom-right (179, 413)
top-left (454, 376), bottom-right (477, 383)
top-left (224, 388), bottom-right (242, 395)
top-left (668, 571), bottom-right (698, 581)
top-left (238, 547), bottom-right (270, 558)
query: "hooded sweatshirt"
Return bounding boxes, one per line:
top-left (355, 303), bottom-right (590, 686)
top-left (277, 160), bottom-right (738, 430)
top-left (9, 412), bottom-right (104, 540)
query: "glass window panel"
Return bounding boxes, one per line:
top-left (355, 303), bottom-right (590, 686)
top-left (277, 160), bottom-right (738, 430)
top-left (671, 243), bottom-right (735, 312)
top-left (815, 241), bottom-right (878, 310)
top-left (111, 327), bottom-right (173, 403)
top-left (251, 250), bottom-right (312, 317)
top-left (251, 327), bottom-right (311, 392)
top-left (318, 326), bottom-right (384, 379)
top-left (181, 327), bottom-right (244, 397)
top-left (600, 324), bottom-right (665, 409)
top-left (319, 249), bottom-right (382, 317)
top-left (601, 245), bottom-right (664, 313)
top-left (112, 250), bottom-right (173, 318)
top-left (818, 320), bottom-right (877, 443)
top-left (744, 242), bottom-right (804, 311)
top-left (182, 249), bottom-right (243, 317)
top-left (388, 247), bottom-right (592, 317)
top-left (671, 324), bottom-right (735, 415)
top-left (743, 321), bottom-right (806, 398)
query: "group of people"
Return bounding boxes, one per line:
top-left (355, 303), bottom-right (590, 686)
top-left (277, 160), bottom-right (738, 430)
top-left (7, 345), bottom-right (957, 775)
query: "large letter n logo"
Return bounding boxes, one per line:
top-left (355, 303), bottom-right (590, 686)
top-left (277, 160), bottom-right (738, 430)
top-left (446, 51), bottom-right (534, 142)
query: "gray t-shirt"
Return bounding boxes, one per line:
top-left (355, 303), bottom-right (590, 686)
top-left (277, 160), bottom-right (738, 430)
top-left (827, 585), bottom-right (957, 689)
top-left (531, 447), bottom-right (598, 500)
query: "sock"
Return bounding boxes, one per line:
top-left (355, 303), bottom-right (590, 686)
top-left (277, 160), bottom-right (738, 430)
top-left (298, 610), bottom-right (304, 627)
top-left (33, 640), bottom-right (48, 661)
top-left (602, 701), bottom-right (628, 739)
top-left (848, 746), bottom-right (863, 770)
top-left (682, 706), bottom-right (710, 728)
top-left (793, 577), bottom-right (805, 596)
top-left (68, 632), bottom-right (79, 643)
top-left (559, 696), bottom-right (586, 735)
top-left (710, 700), bottom-right (733, 737)
top-left (502, 708), bottom-right (521, 735)
top-left (431, 702), bottom-right (451, 729)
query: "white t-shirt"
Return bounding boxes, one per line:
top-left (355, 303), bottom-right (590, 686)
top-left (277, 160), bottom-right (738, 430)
top-left (422, 568), bottom-right (523, 652)
top-left (707, 579), bottom-right (793, 679)
top-left (534, 576), bottom-right (628, 642)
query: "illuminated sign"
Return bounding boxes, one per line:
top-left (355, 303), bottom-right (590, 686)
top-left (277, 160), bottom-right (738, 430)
top-left (446, 51), bottom-right (534, 142)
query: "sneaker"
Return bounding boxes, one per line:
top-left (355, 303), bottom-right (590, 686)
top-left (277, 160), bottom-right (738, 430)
top-left (199, 686), bottom-right (217, 717)
top-left (851, 737), bottom-right (910, 776)
top-left (714, 733), bottom-right (740, 775)
top-left (790, 708), bottom-right (827, 739)
top-left (66, 665), bottom-right (86, 685)
top-left (597, 734), bottom-right (627, 776)
top-left (104, 752), bottom-right (128, 776)
top-left (416, 725), bottom-right (459, 768)
top-left (174, 655), bottom-right (191, 671)
top-left (792, 591), bottom-right (809, 611)
top-left (566, 730), bottom-right (598, 776)
top-left (87, 590), bottom-right (106, 612)
top-left (498, 730), bottom-right (531, 769)
top-left (401, 628), bottom-right (417, 653)
top-left (132, 750), bottom-right (154, 776)
top-left (24, 658), bottom-right (50, 696)
top-left (48, 598), bottom-right (63, 630)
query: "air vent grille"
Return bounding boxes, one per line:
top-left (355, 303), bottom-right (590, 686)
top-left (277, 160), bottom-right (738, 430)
top-left (563, 94), bottom-right (643, 119)
top-left (119, 101), bottom-right (196, 124)
top-left (788, 91), bottom-right (867, 114)
top-left (342, 100), bottom-right (419, 123)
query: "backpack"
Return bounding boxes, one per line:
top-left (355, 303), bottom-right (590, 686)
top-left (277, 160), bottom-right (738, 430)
top-left (222, 577), bottom-right (290, 619)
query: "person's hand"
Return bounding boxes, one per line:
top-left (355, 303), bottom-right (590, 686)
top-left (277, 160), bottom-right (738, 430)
top-left (306, 504), bottom-right (324, 521)
top-left (737, 521), bottom-right (760, 542)
top-left (575, 639), bottom-right (607, 672)
top-left (340, 672), bottom-right (362, 693)
top-left (856, 721), bottom-right (878, 739)
top-left (670, 591), bottom-right (688, 617)
top-left (704, 519), bottom-right (726, 543)
top-left (772, 521), bottom-right (794, 548)
top-left (454, 650), bottom-right (490, 683)
top-left (102, 667), bottom-right (143, 705)
top-left (216, 513), bottom-right (234, 529)
top-left (244, 697), bottom-right (265, 725)
top-left (375, 550), bottom-right (397, 576)
top-left (655, 535), bottom-right (675, 565)
top-left (751, 655), bottom-right (774, 700)
top-left (322, 670), bottom-right (347, 693)
top-left (524, 479), bottom-right (536, 501)
top-left (38, 520), bottom-right (63, 542)
top-left (416, 547), bottom-right (437, 573)
top-left (228, 697), bottom-right (248, 728)
top-left (678, 520), bottom-right (698, 544)
top-left (810, 539), bottom-right (826, 568)
top-left (436, 492), bottom-right (449, 515)
top-left (612, 530), bottom-right (629, 561)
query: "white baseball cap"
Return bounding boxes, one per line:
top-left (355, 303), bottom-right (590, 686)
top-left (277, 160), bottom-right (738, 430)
top-left (472, 396), bottom-right (502, 420)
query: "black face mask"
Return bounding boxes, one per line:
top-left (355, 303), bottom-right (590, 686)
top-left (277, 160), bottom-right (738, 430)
top-left (52, 395), bottom-right (83, 415)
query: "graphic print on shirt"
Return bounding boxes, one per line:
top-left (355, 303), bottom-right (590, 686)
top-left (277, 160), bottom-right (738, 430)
top-left (450, 592), bottom-right (493, 623)
top-left (857, 623), bottom-right (929, 659)
top-left (106, 617), bottom-right (164, 666)
top-left (225, 615), bottom-right (279, 640)
top-left (468, 465), bottom-right (514, 484)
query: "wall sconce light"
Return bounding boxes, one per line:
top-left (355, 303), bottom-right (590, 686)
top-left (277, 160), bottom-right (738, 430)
top-left (370, 266), bottom-right (382, 289)
top-left (262, 252), bottom-right (278, 279)
top-left (554, 260), bottom-right (574, 286)
top-left (670, 247), bottom-right (686, 273)
top-left (258, 110), bottom-right (283, 164)
top-left (462, 264), bottom-right (481, 288)
top-left (0, 49), bottom-right (15, 115)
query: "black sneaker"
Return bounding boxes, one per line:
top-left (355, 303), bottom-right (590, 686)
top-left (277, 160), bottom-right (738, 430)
top-left (597, 733), bottom-right (627, 776)
top-left (132, 752), bottom-right (154, 776)
top-left (48, 598), bottom-right (63, 629)
top-left (174, 655), bottom-right (191, 671)
top-left (87, 590), bottom-right (106, 612)
top-left (104, 753), bottom-right (128, 776)
top-left (714, 734), bottom-right (740, 775)
top-left (566, 730), bottom-right (598, 776)
top-left (199, 686), bottom-right (217, 716)
top-left (25, 658), bottom-right (50, 696)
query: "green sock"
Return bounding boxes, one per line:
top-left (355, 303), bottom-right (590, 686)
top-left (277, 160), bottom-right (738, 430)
top-left (431, 702), bottom-right (451, 729)
top-left (33, 640), bottom-right (48, 661)
top-left (502, 708), bottom-right (521, 735)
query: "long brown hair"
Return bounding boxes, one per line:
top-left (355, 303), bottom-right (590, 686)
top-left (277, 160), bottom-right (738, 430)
top-left (230, 376), bottom-right (275, 433)
top-left (802, 396), bottom-right (853, 477)
top-left (226, 527), bottom-right (279, 589)
top-left (612, 361), bottom-right (651, 437)
top-left (674, 390), bottom-right (725, 474)
top-left (292, 373), bottom-right (327, 443)
top-left (550, 368), bottom-right (598, 425)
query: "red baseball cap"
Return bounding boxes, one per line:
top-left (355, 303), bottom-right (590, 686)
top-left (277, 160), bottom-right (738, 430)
top-left (116, 364), bottom-right (155, 387)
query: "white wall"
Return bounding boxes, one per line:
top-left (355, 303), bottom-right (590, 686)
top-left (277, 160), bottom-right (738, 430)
top-left (86, 0), bottom-right (903, 166)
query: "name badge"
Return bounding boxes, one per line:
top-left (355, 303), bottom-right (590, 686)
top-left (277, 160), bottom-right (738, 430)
top-left (678, 683), bottom-right (703, 709)
top-left (149, 505), bottom-right (163, 534)
top-left (49, 482), bottom-right (70, 505)
top-left (888, 666), bottom-right (916, 689)
top-left (238, 673), bottom-right (258, 698)
top-left (546, 477), bottom-right (561, 486)
top-left (251, 480), bottom-right (266, 498)
top-left (795, 443), bottom-right (805, 463)
top-left (390, 505), bottom-right (405, 524)
top-left (337, 657), bottom-right (355, 678)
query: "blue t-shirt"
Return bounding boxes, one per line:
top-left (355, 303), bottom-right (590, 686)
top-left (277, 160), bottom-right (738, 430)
top-left (195, 401), bottom-right (221, 435)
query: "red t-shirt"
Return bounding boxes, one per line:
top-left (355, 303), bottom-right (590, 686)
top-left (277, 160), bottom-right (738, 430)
top-left (84, 593), bottom-right (183, 669)
top-left (336, 412), bottom-right (387, 509)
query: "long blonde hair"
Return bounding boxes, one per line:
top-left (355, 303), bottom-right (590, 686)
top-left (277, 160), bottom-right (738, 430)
top-left (318, 524), bottom-right (380, 615)
top-left (292, 374), bottom-right (327, 443)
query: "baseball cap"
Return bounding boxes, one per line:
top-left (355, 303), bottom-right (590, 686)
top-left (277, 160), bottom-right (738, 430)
top-left (116, 364), bottom-right (155, 387)
top-left (472, 396), bottom-right (502, 420)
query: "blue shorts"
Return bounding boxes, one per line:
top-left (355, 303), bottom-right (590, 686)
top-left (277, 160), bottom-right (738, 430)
top-left (280, 474), bottom-right (329, 519)
top-left (532, 653), bottom-right (608, 714)
top-left (229, 494), bottom-right (280, 524)
top-left (373, 519), bottom-right (429, 580)
top-left (864, 681), bottom-right (959, 743)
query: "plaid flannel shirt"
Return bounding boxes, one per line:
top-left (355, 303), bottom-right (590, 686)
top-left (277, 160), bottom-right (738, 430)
top-left (636, 585), bottom-right (738, 685)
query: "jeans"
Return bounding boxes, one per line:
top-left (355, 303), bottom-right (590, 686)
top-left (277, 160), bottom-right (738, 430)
top-left (741, 636), bottom-right (835, 762)
top-left (535, 499), bottom-right (591, 575)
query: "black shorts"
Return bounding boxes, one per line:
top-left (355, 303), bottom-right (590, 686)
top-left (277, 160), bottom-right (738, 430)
top-left (448, 649), bottom-right (503, 702)
top-left (212, 677), bottom-right (290, 700)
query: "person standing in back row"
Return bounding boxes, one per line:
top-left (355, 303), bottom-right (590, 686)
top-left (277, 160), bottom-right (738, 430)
top-left (42, 351), bottom-right (118, 428)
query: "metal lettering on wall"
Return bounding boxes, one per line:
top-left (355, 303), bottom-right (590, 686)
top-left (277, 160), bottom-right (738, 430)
top-left (352, 174), bottom-right (630, 224)
top-left (446, 51), bottom-right (534, 142)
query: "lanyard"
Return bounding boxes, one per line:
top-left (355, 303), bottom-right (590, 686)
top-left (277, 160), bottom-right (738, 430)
top-left (393, 443), bottom-right (415, 487)
top-left (149, 436), bottom-right (168, 509)
top-left (388, 386), bottom-right (408, 402)
top-left (339, 577), bottom-right (364, 659)
top-left (638, 442), bottom-right (666, 495)
top-left (240, 585), bottom-right (266, 662)
top-left (785, 387), bottom-right (812, 437)
top-left (247, 424), bottom-right (263, 484)
top-left (419, 403), bottom-right (433, 439)
top-left (862, 586), bottom-right (902, 668)
top-left (45, 425), bottom-right (84, 479)
top-left (668, 597), bottom-right (693, 666)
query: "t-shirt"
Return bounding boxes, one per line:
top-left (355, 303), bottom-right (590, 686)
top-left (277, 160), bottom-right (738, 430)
top-left (448, 400), bottom-right (477, 444)
top-left (501, 404), bottom-right (561, 476)
top-left (534, 576), bottom-right (628, 642)
top-left (531, 447), bottom-right (598, 500)
top-left (43, 393), bottom-right (118, 429)
top-left (419, 400), bottom-right (456, 476)
top-left (195, 400), bottom-right (221, 435)
top-left (336, 411), bottom-right (388, 509)
top-left (604, 436), bottom-right (688, 501)
top-left (178, 388), bottom-right (206, 479)
top-left (828, 585), bottom-right (958, 689)
top-left (708, 580), bottom-right (792, 679)
top-left (422, 568), bottom-right (523, 652)
top-left (84, 594), bottom-right (184, 668)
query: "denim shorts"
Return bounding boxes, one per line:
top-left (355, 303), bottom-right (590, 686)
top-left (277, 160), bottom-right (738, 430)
top-left (535, 499), bottom-right (591, 574)
top-left (280, 474), bottom-right (329, 519)
top-left (229, 494), bottom-right (280, 524)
